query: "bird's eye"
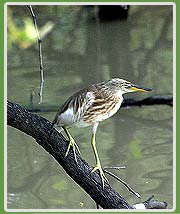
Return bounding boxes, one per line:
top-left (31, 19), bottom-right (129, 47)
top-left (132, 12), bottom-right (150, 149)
top-left (121, 82), bottom-right (131, 89)
top-left (121, 83), bottom-right (128, 87)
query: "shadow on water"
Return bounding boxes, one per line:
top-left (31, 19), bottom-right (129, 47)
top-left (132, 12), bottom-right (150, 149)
top-left (7, 5), bottom-right (173, 209)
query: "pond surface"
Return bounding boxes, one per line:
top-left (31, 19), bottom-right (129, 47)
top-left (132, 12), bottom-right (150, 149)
top-left (7, 5), bottom-right (173, 209)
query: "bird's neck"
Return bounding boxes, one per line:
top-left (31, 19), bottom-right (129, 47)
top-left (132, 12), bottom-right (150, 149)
top-left (116, 89), bottom-right (125, 98)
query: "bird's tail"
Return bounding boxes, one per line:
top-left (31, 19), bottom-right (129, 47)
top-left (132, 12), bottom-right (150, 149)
top-left (50, 116), bottom-right (63, 134)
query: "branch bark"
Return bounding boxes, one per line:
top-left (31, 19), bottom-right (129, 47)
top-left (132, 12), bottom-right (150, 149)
top-left (7, 100), bottom-right (168, 209)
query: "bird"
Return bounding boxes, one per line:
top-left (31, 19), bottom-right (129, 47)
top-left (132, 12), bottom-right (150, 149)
top-left (52, 78), bottom-right (152, 188)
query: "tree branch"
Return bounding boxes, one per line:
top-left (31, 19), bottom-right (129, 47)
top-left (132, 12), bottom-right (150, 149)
top-left (25, 96), bottom-right (173, 113)
top-left (7, 100), bottom-right (168, 209)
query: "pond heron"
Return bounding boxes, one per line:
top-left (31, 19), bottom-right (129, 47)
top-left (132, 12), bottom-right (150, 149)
top-left (52, 78), bottom-right (152, 188)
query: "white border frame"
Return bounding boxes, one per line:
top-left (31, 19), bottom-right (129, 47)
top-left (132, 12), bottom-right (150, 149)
top-left (4, 2), bottom-right (176, 212)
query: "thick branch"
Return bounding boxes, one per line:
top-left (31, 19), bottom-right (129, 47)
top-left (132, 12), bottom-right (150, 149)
top-left (7, 100), bottom-right (168, 209)
top-left (7, 100), bottom-right (132, 209)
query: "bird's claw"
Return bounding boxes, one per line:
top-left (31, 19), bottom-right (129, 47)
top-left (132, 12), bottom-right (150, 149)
top-left (91, 164), bottom-right (109, 189)
top-left (65, 137), bottom-right (81, 163)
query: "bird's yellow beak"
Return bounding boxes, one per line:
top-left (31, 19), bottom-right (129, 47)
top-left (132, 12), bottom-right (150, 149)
top-left (130, 84), bottom-right (152, 92)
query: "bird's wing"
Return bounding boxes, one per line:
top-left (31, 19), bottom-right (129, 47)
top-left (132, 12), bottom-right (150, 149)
top-left (70, 91), bottom-right (95, 121)
top-left (52, 89), bottom-right (95, 125)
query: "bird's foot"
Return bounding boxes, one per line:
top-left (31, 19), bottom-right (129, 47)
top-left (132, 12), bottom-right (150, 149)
top-left (65, 137), bottom-right (81, 163)
top-left (91, 163), bottom-right (109, 189)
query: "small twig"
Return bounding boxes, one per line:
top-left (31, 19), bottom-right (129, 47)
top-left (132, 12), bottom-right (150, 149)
top-left (96, 203), bottom-right (100, 209)
top-left (27, 5), bottom-right (44, 104)
top-left (29, 90), bottom-right (35, 107)
top-left (145, 195), bottom-right (155, 203)
top-left (103, 169), bottom-right (141, 199)
top-left (104, 166), bottom-right (126, 170)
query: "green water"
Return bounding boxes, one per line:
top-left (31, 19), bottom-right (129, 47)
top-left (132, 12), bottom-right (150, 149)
top-left (7, 5), bottom-right (173, 209)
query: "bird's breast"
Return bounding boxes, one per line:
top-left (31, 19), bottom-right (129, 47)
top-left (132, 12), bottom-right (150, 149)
top-left (82, 95), bottom-right (123, 124)
top-left (97, 97), bottom-right (123, 121)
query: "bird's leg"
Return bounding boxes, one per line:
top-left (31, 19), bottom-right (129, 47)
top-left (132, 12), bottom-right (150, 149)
top-left (91, 123), bottom-right (108, 189)
top-left (62, 126), bottom-right (80, 163)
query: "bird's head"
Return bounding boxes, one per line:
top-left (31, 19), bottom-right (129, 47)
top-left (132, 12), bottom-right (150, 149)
top-left (110, 78), bottom-right (152, 94)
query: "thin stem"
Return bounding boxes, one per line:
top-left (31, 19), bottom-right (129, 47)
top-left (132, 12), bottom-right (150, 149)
top-left (96, 203), bottom-right (100, 209)
top-left (27, 5), bottom-right (44, 104)
top-left (144, 195), bottom-right (154, 203)
top-left (104, 166), bottom-right (126, 170)
top-left (103, 169), bottom-right (141, 199)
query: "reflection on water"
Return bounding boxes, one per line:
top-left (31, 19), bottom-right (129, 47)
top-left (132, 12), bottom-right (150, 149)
top-left (7, 5), bottom-right (173, 209)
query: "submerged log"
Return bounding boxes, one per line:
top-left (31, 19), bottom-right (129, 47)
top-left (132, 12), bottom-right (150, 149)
top-left (27, 96), bottom-right (173, 113)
